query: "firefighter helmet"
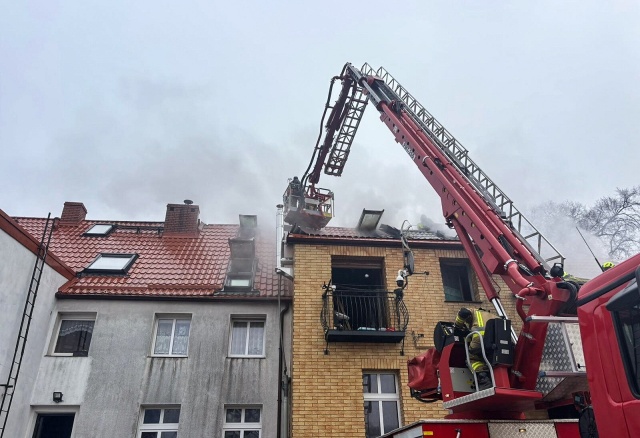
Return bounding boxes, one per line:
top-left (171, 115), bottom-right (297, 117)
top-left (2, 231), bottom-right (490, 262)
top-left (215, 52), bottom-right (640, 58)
top-left (602, 261), bottom-right (615, 271)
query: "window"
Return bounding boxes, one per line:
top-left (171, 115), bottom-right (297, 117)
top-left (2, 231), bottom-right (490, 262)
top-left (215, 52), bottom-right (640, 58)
top-left (440, 259), bottom-right (475, 301)
top-left (229, 319), bottom-right (265, 357)
top-left (225, 239), bottom-right (256, 290)
top-left (138, 407), bottom-right (180, 438)
top-left (331, 257), bottom-right (388, 330)
top-left (32, 413), bottom-right (75, 438)
top-left (363, 372), bottom-right (401, 438)
top-left (613, 302), bottom-right (640, 397)
top-left (223, 406), bottom-right (261, 438)
top-left (52, 314), bottom-right (96, 356)
top-left (152, 317), bottom-right (191, 356)
top-left (84, 253), bottom-right (137, 274)
top-left (83, 224), bottom-right (114, 236)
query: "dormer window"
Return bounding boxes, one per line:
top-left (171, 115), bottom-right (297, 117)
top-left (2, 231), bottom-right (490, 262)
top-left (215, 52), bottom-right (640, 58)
top-left (84, 253), bottom-right (137, 274)
top-left (83, 224), bottom-right (114, 236)
top-left (225, 239), bottom-right (256, 290)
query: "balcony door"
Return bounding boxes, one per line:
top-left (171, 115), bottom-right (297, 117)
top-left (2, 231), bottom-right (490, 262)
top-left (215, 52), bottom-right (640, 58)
top-left (331, 257), bottom-right (387, 330)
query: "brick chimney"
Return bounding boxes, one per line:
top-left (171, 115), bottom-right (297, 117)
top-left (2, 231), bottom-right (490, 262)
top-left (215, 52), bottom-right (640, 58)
top-left (164, 200), bottom-right (200, 237)
top-left (60, 202), bottom-right (87, 226)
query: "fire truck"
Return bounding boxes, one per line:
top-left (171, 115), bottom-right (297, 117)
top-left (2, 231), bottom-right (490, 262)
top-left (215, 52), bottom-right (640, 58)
top-left (283, 63), bottom-right (640, 437)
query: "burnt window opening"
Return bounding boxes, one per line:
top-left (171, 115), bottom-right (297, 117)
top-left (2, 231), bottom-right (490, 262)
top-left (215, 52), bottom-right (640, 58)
top-left (331, 257), bottom-right (389, 330)
top-left (440, 258), bottom-right (475, 302)
top-left (225, 238), bottom-right (257, 290)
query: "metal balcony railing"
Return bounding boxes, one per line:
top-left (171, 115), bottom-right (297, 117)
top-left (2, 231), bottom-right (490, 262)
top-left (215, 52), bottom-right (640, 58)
top-left (321, 288), bottom-right (409, 344)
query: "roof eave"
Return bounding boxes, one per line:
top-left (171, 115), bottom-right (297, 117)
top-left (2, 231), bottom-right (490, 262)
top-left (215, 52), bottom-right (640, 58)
top-left (285, 233), bottom-right (463, 249)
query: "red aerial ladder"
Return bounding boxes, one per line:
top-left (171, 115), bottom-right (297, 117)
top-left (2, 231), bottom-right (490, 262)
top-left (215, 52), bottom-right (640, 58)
top-left (283, 63), bottom-right (640, 437)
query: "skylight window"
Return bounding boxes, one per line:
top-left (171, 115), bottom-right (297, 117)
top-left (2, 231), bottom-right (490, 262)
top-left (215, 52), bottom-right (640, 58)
top-left (83, 224), bottom-right (114, 236)
top-left (84, 253), bottom-right (137, 274)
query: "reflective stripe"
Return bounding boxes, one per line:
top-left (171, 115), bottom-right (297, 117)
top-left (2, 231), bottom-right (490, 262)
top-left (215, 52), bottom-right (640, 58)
top-left (471, 361), bottom-right (485, 371)
top-left (475, 311), bottom-right (485, 335)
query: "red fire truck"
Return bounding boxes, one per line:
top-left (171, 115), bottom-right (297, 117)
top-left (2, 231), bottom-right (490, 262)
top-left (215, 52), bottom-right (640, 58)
top-left (283, 63), bottom-right (640, 437)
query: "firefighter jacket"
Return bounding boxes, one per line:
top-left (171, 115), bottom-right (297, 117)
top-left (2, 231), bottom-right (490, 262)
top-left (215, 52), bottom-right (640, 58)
top-left (455, 308), bottom-right (495, 336)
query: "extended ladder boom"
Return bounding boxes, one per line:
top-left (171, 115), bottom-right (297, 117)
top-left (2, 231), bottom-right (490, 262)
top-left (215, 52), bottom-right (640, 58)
top-left (288, 63), bottom-right (577, 393)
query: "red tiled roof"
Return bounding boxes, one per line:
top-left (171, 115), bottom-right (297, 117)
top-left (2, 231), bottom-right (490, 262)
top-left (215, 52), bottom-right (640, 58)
top-left (0, 210), bottom-right (75, 279)
top-left (14, 218), bottom-right (290, 300)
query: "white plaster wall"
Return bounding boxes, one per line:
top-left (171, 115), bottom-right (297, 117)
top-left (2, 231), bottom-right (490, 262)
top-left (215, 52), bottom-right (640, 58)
top-left (0, 229), bottom-right (69, 438)
top-left (30, 298), bottom-right (291, 438)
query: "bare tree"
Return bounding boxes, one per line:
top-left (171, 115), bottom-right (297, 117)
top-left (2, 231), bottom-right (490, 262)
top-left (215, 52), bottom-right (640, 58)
top-left (529, 186), bottom-right (640, 266)
top-left (573, 186), bottom-right (640, 260)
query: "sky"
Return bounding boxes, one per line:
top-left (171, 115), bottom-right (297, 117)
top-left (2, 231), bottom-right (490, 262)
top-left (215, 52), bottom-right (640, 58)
top-left (2, 1), bottom-right (639, 276)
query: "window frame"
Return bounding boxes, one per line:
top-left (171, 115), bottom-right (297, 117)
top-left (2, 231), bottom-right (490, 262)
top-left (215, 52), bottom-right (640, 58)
top-left (83, 224), bottom-right (114, 237)
top-left (151, 315), bottom-right (192, 358)
top-left (222, 405), bottom-right (262, 438)
top-left (362, 372), bottom-right (402, 438)
top-left (49, 313), bottom-right (97, 357)
top-left (440, 258), bottom-right (476, 302)
top-left (84, 253), bottom-right (138, 275)
top-left (228, 317), bottom-right (266, 358)
top-left (30, 407), bottom-right (79, 438)
top-left (612, 302), bottom-right (640, 399)
top-left (138, 406), bottom-right (181, 438)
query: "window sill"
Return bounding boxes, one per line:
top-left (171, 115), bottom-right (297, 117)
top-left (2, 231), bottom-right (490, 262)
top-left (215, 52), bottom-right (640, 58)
top-left (149, 355), bottom-right (189, 358)
top-left (444, 300), bottom-right (483, 304)
top-left (48, 353), bottom-right (89, 357)
top-left (228, 355), bottom-right (266, 359)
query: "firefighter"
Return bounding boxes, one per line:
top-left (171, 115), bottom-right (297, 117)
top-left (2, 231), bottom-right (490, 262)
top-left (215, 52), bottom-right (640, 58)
top-left (289, 176), bottom-right (304, 208)
top-left (602, 261), bottom-right (615, 271)
top-left (454, 307), bottom-right (497, 390)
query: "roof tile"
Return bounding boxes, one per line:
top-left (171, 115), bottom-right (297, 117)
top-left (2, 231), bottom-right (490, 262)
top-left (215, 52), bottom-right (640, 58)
top-left (14, 218), bottom-right (290, 300)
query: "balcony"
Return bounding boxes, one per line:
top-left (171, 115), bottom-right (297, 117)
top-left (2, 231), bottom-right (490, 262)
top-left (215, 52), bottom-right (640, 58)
top-left (321, 288), bottom-right (409, 345)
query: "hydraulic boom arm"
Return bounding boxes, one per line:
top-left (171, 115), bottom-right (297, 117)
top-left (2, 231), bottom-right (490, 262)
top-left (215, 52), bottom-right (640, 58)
top-left (287, 63), bottom-right (578, 393)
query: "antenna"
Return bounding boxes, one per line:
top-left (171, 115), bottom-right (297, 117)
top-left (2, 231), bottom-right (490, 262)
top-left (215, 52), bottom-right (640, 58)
top-left (576, 227), bottom-right (605, 273)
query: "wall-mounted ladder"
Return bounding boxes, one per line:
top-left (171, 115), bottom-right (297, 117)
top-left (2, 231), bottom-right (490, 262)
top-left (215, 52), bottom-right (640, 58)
top-left (0, 214), bottom-right (53, 437)
top-left (360, 63), bottom-right (564, 271)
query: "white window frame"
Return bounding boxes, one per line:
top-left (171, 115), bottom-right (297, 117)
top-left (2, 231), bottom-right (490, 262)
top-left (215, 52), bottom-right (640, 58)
top-left (362, 372), bottom-right (402, 437)
top-left (29, 406), bottom-right (79, 438)
top-left (84, 253), bottom-right (137, 274)
top-left (49, 313), bottom-right (97, 357)
top-left (151, 315), bottom-right (192, 357)
top-left (83, 224), bottom-right (114, 236)
top-left (228, 317), bottom-right (266, 358)
top-left (138, 406), bottom-right (180, 437)
top-left (222, 405), bottom-right (262, 438)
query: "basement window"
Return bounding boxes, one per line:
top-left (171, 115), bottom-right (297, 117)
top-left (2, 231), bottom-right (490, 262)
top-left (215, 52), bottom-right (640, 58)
top-left (85, 253), bottom-right (137, 274)
top-left (83, 224), bottom-right (114, 236)
top-left (440, 259), bottom-right (475, 302)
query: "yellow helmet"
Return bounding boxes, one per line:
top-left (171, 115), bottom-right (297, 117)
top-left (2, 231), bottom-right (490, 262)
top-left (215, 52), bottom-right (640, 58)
top-left (602, 261), bottom-right (615, 270)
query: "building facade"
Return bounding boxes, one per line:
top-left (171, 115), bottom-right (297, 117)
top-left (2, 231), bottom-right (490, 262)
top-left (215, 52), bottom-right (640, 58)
top-left (4, 201), bottom-right (292, 438)
top-left (0, 210), bottom-right (75, 437)
top-left (285, 213), bottom-right (519, 437)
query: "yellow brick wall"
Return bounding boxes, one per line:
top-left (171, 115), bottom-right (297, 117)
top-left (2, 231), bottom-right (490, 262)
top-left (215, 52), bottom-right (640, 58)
top-left (290, 242), bottom-right (521, 437)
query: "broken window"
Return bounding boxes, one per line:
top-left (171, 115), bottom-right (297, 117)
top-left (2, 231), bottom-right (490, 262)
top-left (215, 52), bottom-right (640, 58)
top-left (440, 259), bottom-right (475, 301)
top-left (331, 257), bottom-right (389, 330)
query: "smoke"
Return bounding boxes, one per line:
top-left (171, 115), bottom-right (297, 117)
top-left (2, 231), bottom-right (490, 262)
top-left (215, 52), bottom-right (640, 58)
top-left (8, 78), bottom-right (310, 231)
top-left (528, 202), bottom-right (609, 279)
top-left (418, 215), bottom-right (457, 239)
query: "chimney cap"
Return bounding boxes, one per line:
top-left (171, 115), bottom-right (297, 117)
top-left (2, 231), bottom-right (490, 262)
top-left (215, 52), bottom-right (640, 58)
top-left (184, 199), bottom-right (194, 205)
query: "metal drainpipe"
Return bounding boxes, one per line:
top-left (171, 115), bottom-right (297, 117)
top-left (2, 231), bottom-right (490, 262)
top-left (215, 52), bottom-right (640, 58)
top-left (276, 270), bottom-right (293, 438)
top-left (275, 204), bottom-right (293, 438)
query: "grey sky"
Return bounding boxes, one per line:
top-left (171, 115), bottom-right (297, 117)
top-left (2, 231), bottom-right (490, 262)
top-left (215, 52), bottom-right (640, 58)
top-left (2, 1), bottom-right (639, 275)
